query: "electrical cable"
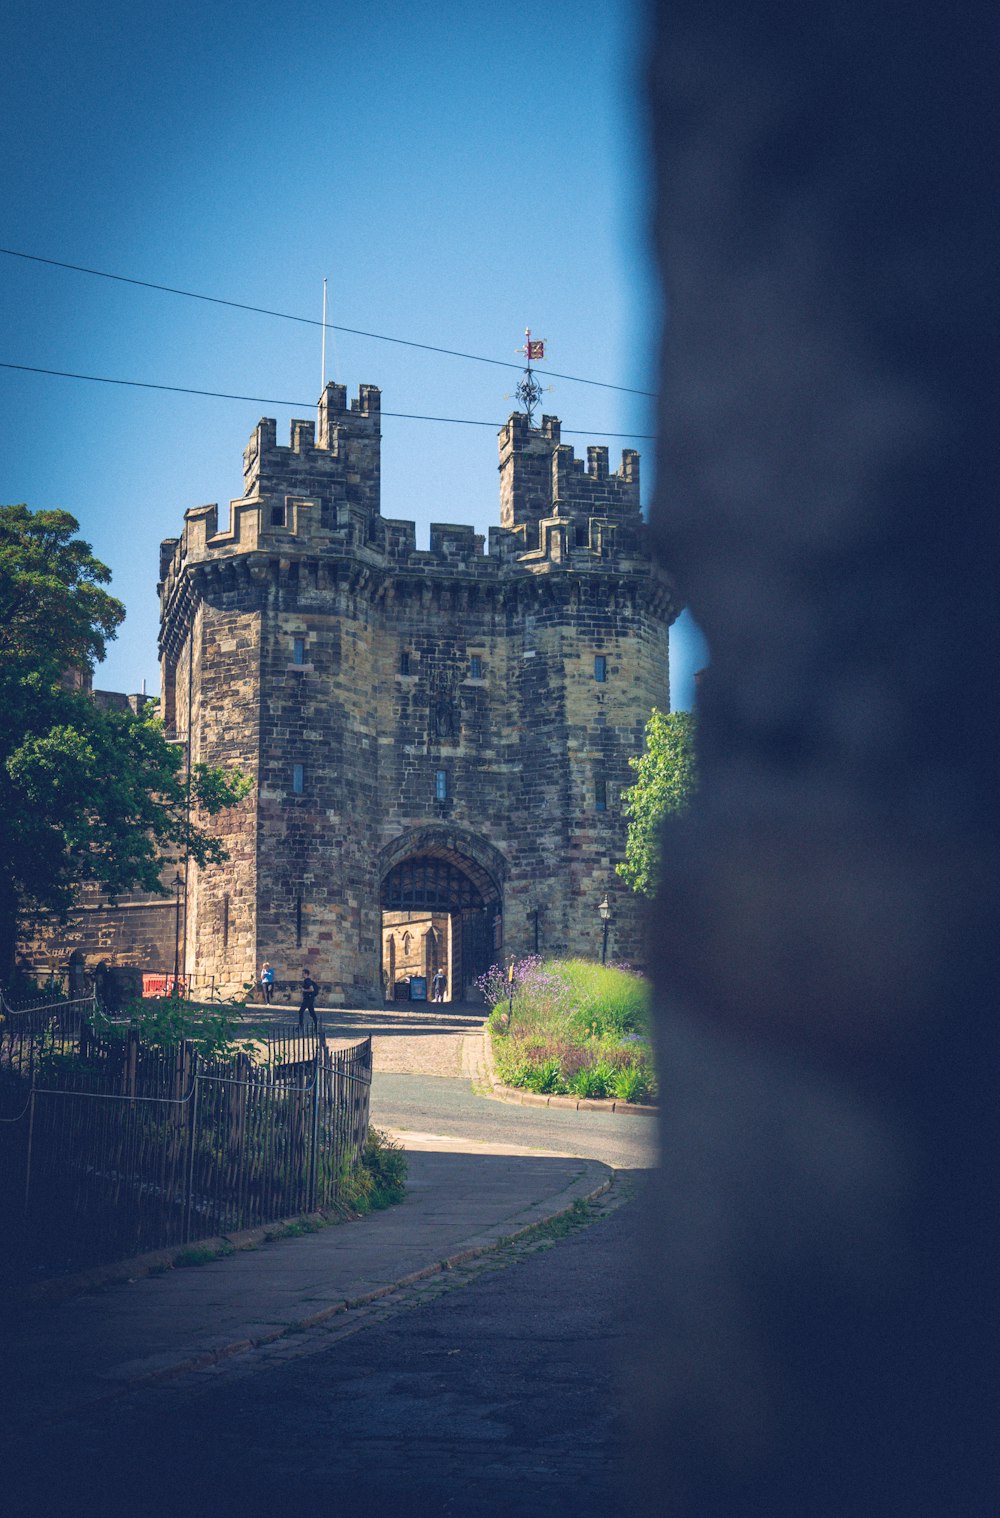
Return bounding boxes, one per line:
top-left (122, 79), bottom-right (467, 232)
top-left (0, 247), bottom-right (657, 399)
top-left (0, 361), bottom-right (655, 440)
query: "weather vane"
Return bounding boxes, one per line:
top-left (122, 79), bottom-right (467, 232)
top-left (514, 328), bottom-right (547, 424)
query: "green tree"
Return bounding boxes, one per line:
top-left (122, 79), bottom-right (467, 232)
top-left (0, 505), bottom-right (252, 976)
top-left (617, 708), bottom-right (698, 899)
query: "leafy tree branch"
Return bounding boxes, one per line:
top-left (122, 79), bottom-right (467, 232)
top-left (0, 504), bottom-right (252, 975)
top-left (617, 708), bottom-right (698, 899)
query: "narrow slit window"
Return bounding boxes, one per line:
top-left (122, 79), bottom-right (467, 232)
top-left (293, 637), bottom-right (305, 665)
top-left (435, 769), bottom-right (448, 801)
top-left (295, 895), bottom-right (303, 947)
top-left (594, 654), bottom-right (607, 683)
top-left (595, 778), bottom-right (607, 812)
top-left (469, 655), bottom-right (482, 680)
top-left (222, 893), bottom-right (230, 949)
top-left (400, 650), bottom-right (411, 676)
top-left (292, 763), bottom-right (304, 795)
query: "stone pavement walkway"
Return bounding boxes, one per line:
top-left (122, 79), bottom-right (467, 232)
top-left (246, 999), bottom-right (488, 1078)
top-left (4, 1134), bottom-right (611, 1431)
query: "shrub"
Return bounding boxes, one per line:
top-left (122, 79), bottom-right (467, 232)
top-left (483, 958), bottom-right (648, 1034)
top-left (112, 997), bottom-right (263, 1060)
top-left (558, 960), bottom-right (650, 1037)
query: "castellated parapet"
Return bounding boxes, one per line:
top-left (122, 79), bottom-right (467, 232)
top-left (157, 385), bottom-right (680, 1006)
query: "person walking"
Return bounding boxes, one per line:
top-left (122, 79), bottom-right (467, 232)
top-left (260, 961), bottom-right (275, 1004)
top-left (297, 968), bottom-right (319, 1032)
top-left (431, 966), bottom-right (447, 1003)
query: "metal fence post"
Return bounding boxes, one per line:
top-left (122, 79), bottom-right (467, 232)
top-left (184, 1047), bottom-right (200, 1243)
top-left (23, 1067), bottom-right (37, 1217)
top-left (307, 1048), bottom-right (321, 1213)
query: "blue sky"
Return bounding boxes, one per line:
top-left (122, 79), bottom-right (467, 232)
top-left (1, 0), bottom-right (707, 707)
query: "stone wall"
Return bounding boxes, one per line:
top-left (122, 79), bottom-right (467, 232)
top-left (19, 882), bottom-right (176, 980)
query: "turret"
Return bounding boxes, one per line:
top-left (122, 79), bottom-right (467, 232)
top-left (240, 383), bottom-right (382, 527)
top-left (498, 412), bottom-right (641, 553)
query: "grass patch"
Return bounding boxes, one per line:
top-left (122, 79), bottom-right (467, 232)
top-left (174, 1243), bottom-right (234, 1268)
top-left (264, 1218), bottom-right (323, 1242)
top-left (482, 957), bottom-right (656, 1104)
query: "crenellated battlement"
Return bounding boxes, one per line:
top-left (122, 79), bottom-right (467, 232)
top-left (158, 385), bottom-right (652, 617)
top-left (499, 411), bottom-right (640, 551)
top-left (242, 382), bottom-right (381, 523)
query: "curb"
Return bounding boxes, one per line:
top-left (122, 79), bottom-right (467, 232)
top-left (22, 1208), bottom-right (349, 1308)
top-left (28, 1165), bottom-right (614, 1402)
top-left (480, 1027), bottom-right (657, 1118)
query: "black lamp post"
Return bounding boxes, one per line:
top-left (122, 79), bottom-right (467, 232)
top-left (598, 893), bottom-right (611, 966)
top-left (172, 870), bottom-right (183, 995)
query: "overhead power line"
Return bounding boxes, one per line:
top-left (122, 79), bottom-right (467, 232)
top-left (0, 361), bottom-right (656, 440)
top-left (0, 247), bottom-right (657, 400)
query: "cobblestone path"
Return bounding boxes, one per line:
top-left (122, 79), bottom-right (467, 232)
top-left (245, 1001), bottom-right (487, 1080)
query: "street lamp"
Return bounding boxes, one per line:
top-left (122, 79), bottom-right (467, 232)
top-left (598, 893), bottom-right (612, 966)
top-left (172, 871), bottom-right (183, 995)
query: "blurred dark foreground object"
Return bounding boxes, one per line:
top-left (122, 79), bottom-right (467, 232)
top-left (638, 2), bottom-right (999, 1512)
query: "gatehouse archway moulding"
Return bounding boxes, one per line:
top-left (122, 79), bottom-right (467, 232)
top-left (377, 826), bottom-right (509, 903)
top-left (377, 826), bottom-right (508, 1002)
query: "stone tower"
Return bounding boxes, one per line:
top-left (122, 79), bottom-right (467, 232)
top-left (158, 384), bottom-right (680, 1004)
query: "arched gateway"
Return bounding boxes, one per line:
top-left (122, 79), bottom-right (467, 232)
top-left (378, 830), bottom-right (506, 1003)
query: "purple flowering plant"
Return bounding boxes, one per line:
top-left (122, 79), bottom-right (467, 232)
top-left (479, 956), bottom-right (656, 1104)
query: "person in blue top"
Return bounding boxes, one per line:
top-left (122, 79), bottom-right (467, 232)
top-left (260, 962), bottom-right (275, 1004)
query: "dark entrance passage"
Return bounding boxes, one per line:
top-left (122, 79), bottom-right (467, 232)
top-left (380, 850), bottom-right (501, 1003)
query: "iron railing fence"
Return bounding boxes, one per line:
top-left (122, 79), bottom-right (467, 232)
top-left (0, 980), bottom-right (97, 1020)
top-left (0, 992), bottom-right (105, 1089)
top-left (0, 1006), bottom-right (371, 1279)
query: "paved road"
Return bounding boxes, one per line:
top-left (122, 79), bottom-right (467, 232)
top-left (7, 1181), bottom-right (651, 1518)
top-left (6, 1005), bottom-right (659, 1516)
top-left (373, 1073), bottom-right (657, 1171)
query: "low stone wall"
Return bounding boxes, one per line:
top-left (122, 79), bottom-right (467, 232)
top-left (18, 891), bottom-right (176, 979)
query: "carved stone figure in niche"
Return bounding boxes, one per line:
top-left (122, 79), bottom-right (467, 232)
top-left (430, 680), bottom-right (457, 741)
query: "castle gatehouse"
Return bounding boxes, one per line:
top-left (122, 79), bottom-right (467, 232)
top-left (156, 379), bottom-right (685, 1001)
top-left (144, 384), bottom-right (678, 1003)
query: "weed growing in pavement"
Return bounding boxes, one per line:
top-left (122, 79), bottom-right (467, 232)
top-left (336, 1126), bottom-right (408, 1215)
top-left (479, 957), bottom-right (656, 1103)
top-left (267, 1218), bottom-right (322, 1241)
top-left (174, 1244), bottom-right (234, 1268)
